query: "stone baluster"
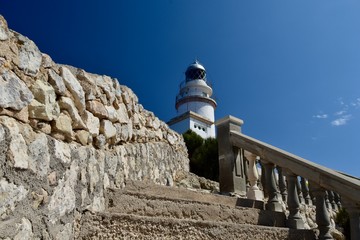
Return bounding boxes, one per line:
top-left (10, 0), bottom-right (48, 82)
top-left (328, 191), bottom-right (337, 211)
top-left (285, 171), bottom-right (305, 229)
top-left (260, 162), bottom-right (268, 198)
top-left (276, 166), bottom-right (288, 203)
top-left (342, 198), bottom-right (360, 240)
top-left (262, 160), bottom-right (282, 212)
top-left (300, 177), bottom-right (312, 205)
top-left (296, 177), bottom-right (305, 204)
top-left (310, 183), bottom-right (332, 239)
top-left (325, 191), bottom-right (332, 211)
top-left (310, 190), bottom-right (316, 205)
top-left (244, 155), bottom-right (250, 192)
top-left (244, 151), bottom-right (264, 201)
top-left (334, 192), bottom-right (342, 209)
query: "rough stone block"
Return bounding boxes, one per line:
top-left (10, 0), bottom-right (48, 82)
top-left (41, 53), bottom-right (54, 68)
top-left (28, 99), bottom-right (60, 121)
top-left (0, 70), bottom-right (34, 111)
top-left (76, 130), bottom-right (91, 145)
top-left (0, 15), bottom-right (9, 41)
top-left (0, 117), bottom-right (30, 169)
top-left (116, 103), bottom-right (129, 124)
top-left (0, 106), bottom-right (29, 123)
top-left (105, 105), bottom-right (118, 122)
top-left (48, 69), bottom-right (66, 95)
top-left (59, 97), bottom-right (87, 129)
top-left (52, 112), bottom-right (73, 139)
top-left (28, 134), bottom-right (50, 177)
top-left (100, 120), bottom-right (116, 139)
top-left (48, 161), bottom-right (78, 224)
top-left (13, 218), bottom-right (33, 240)
top-left (82, 110), bottom-right (100, 137)
top-left (16, 34), bottom-right (42, 76)
top-left (60, 66), bottom-right (86, 113)
top-left (86, 100), bottom-right (108, 119)
top-left (0, 178), bottom-right (28, 217)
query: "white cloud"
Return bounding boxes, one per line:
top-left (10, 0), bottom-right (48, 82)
top-left (335, 110), bottom-right (347, 116)
top-left (314, 97), bottom-right (359, 127)
top-left (338, 97), bottom-right (345, 106)
top-left (313, 114), bottom-right (328, 119)
top-left (331, 114), bottom-right (352, 126)
top-left (351, 98), bottom-right (360, 108)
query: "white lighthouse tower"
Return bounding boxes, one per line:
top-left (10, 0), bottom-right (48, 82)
top-left (168, 60), bottom-right (217, 138)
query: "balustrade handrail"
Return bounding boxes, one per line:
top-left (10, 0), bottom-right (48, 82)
top-left (229, 130), bottom-right (360, 204)
top-left (336, 170), bottom-right (360, 181)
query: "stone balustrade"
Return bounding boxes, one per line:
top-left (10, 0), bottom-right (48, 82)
top-left (216, 115), bottom-right (360, 240)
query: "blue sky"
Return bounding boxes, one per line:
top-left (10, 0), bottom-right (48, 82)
top-left (2, 1), bottom-right (360, 177)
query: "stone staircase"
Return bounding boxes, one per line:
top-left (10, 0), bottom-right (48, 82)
top-left (76, 181), bottom-right (315, 239)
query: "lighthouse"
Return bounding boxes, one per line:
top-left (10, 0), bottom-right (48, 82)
top-left (168, 60), bottom-right (217, 138)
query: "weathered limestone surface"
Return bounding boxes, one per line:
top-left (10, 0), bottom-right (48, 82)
top-left (0, 15), bottom-right (188, 239)
top-left (16, 34), bottom-right (42, 76)
top-left (48, 68), bottom-right (66, 95)
top-left (0, 70), bottom-right (34, 110)
top-left (78, 208), bottom-right (314, 240)
top-left (0, 16), bottom-right (9, 41)
top-left (60, 66), bottom-right (86, 113)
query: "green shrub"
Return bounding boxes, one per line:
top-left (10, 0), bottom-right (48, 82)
top-left (183, 130), bottom-right (203, 159)
top-left (183, 130), bottom-right (219, 181)
top-left (335, 208), bottom-right (350, 239)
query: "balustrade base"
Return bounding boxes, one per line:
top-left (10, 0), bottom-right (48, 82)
top-left (247, 189), bottom-right (264, 201)
top-left (318, 227), bottom-right (333, 240)
top-left (286, 218), bottom-right (304, 229)
top-left (266, 202), bottom-right (283, 212)
top-left (236, 198), bottom-right (265, 209)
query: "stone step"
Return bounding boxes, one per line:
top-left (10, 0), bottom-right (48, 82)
top-left (109, 180), bottom-right (265, 209)
top-left (91, 181), bottom-right (316, 239)
top-left (105, 180), bottom-right (285, 227)
top-left (115, 180), bottom-right (239, 207)
top-left (106, 189), bottom-right (285, 227)
top-left (77, 212), bottom-right (316, 240)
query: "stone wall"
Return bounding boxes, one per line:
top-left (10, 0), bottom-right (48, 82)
top-left (0, 15), bottom-right (189, 239)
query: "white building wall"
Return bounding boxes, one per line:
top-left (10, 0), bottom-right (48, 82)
top-left (177, 101), bottom-right (215, 122)
top-left (190, 117), bottom-right (215, 138)
top-left (196, 104), bottom-right (215, 122)
top-left (210, 124), bottom-right (216, 138)
top-left (168, 119), bottom-right (190, 135)
top-left (177, 103), bottom-right (188, 115)
top-left (168, 117), bottom-right (215, 139)
top-left (180, 80), bottom-right (212, 97)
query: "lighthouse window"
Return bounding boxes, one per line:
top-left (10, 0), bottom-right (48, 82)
top-left (186, 69), bottom-right (206, 80)
top-left (193, 124), bottom-right (207, 132)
